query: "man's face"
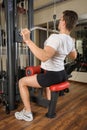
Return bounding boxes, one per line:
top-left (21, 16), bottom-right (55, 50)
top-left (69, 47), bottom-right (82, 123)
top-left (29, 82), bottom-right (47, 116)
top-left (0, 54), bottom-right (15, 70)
top-left (58, 15), bottom-right (65, 31)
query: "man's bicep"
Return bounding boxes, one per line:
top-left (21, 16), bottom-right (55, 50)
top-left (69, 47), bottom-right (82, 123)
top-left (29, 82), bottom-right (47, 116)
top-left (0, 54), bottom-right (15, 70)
top-left (44, 45), bottom-right (56, 59)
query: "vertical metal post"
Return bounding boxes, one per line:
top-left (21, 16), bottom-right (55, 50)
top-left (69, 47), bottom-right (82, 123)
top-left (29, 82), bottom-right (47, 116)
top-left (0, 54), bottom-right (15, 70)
top-left (28, 0), bottom-right (34, 66)
top-left (0, 27), bottom-right (2, 72)
top-left (5, 0), bottom-right (16, 110)
top-left (13, 0), bottom-right (19, 76)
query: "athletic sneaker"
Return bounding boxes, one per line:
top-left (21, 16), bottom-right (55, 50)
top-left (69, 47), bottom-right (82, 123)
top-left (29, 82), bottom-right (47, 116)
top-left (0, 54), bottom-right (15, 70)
top-left (15, 109), bottom-right (33, 121)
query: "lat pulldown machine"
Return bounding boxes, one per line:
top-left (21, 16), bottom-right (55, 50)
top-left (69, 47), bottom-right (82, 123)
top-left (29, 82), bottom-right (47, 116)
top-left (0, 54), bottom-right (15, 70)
top-left (0, 0), bottom-right (34, 113)
top-left (0, 0), bottom-right (78, 115)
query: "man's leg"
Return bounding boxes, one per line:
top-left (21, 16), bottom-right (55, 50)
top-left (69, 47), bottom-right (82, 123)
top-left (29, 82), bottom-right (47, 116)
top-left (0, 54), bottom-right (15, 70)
top-left (15, 74), bottom-right (41, 121)
top-left (46, 87), bottom-right (51, 100)
top-left (19, 74), bottom-right (41, 111)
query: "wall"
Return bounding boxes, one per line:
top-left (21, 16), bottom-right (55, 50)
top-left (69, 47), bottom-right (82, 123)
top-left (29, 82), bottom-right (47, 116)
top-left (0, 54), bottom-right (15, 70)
top-left (34, 0), bottom-right (87, 25)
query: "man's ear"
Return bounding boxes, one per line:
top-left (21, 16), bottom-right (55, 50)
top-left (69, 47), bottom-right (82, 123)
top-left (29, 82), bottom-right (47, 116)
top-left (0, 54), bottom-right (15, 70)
top-left (63, 20), bottom-right (66, 27)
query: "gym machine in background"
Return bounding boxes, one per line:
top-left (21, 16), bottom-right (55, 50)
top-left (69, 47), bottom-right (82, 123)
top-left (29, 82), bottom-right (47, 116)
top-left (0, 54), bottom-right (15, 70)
top-left (0, 2), bottom-right (8, 111)
top-left (75, 23), bottom-right (87, 72)
top-left (0, 0), bottom-right (34, 113)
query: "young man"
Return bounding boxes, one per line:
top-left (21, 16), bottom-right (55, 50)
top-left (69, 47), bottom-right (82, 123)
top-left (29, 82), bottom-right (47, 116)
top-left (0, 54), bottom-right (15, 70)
top-left (15, 10), bottom-right (78, 121)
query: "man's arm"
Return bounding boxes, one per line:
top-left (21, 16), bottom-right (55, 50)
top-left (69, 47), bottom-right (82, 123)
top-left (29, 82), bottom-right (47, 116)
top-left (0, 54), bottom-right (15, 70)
top-left (68, 50), bottom-right (77, 60)
top-left (26, 40), bottom-right (56, 62)
top-left (21, 28), bottom-right (56, 62)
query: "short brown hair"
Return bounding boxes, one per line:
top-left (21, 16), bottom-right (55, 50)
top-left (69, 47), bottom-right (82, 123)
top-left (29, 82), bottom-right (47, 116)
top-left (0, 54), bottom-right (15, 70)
top-left (63, 10), bottom-right (78, 31)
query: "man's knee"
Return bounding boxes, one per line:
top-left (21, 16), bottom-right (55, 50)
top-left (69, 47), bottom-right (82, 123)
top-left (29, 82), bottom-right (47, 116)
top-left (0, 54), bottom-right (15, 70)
top-left (18, 78), bottom-right (24, 88)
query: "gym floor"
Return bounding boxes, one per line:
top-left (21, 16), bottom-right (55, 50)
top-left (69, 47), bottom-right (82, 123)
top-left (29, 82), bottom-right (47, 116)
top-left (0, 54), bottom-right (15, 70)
top-left (0, 81), bottom-right (87, 130)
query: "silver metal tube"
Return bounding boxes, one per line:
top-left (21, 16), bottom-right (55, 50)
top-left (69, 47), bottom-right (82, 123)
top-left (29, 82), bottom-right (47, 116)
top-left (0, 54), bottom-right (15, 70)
top-left (19, 26), bottom-right (59, 34)
top-left (30, 26), bottom-right (59, 33)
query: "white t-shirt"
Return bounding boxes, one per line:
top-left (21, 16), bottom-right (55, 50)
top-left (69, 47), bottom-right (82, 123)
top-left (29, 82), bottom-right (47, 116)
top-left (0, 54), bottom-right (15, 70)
top-left (41, 34), bottom-right (75, 71)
